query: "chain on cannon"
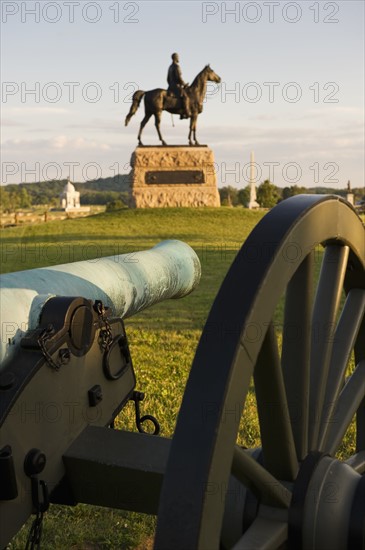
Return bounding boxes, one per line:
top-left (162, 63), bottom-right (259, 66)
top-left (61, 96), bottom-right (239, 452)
top-left (1, 196), bottom-right (365, 550)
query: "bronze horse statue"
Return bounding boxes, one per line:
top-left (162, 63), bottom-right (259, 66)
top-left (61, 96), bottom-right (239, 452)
top-left (125, 65), bottom-right (221, 146)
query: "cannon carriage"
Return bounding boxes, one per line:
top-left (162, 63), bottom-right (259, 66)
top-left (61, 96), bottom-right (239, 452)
top-left (1, 195), bottom-right (364, 549)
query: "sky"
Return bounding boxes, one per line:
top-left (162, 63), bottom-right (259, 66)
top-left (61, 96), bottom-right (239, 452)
top-left (1, 0), bottom-right (364, 189)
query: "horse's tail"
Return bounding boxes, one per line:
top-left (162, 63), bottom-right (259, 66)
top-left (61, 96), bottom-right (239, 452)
top-left (125, 90), bottom-right (145, 126)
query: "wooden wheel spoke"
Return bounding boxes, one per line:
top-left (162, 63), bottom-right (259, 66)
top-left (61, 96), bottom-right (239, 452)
top-left (254, 324), bottom-right (298, 480)
top-left (356, 397), bottom-right (365, 452)
top-left (232, 516), bottom-right (287, 550)
top-left (155, 196), bottom-right (365, 550)
top-left (354, 317), bottom-right (365, 451)
top-left (232, 447), bottom-right (291, 508)
top-left (318, 289), bottom-right (365, 449)
top-left (345, 451), bottom-right (365, 474)
top-left (282, 252), bottom-right (314, 460)
top-left (308, 245), bottom-right (350, 449)
top-left (325, 360), bottom-right (365, 455)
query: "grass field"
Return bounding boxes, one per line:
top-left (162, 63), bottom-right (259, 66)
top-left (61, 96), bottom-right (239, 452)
top-left (1, 207), bottom-right (361, 549)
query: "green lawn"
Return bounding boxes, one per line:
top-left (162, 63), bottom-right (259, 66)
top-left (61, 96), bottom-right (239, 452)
top-left (1, 207), bottom-right (359, 549)
top-left (3, 208), bottom-right (264, 549)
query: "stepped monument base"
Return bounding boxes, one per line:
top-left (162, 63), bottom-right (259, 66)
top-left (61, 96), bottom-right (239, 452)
top-left (129, 146), bottom-right (220, 208)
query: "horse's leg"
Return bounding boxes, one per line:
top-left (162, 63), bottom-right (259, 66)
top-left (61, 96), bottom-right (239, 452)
top-left (138, 111), bottom-right (152, 146)
top-left (192, 115), bottom-right (199, 146)
top-left (154, 111), bottom-right (166, 146)
top-left (188, 117), bottom-right (193, 146)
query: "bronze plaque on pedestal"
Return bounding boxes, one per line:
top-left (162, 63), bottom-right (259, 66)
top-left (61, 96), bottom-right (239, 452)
top-left (145, 171), bottom-right (204, 184)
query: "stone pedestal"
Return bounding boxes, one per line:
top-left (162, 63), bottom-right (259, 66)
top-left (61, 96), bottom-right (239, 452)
top-left (129, 146), bottom-right (220, 208)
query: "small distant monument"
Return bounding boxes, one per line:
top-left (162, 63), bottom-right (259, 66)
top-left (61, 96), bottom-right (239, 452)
top-left (60, 179), bottom-right (80, 210)
top-left (346, 180), bottom-right (354, 205)
top-left (59, 179), bottom-right (89, 212)
top-left (247, 151), bottom-right (260, 209)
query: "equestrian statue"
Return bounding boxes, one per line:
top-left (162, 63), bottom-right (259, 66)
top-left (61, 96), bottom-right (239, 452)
top-left (125, 53), bottom-right (221, 146)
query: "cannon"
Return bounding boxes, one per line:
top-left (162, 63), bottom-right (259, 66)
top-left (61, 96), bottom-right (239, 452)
top-left (1, 195), bottom-right (364, 549)
top-left (0, 240), bottom-right (200, 545)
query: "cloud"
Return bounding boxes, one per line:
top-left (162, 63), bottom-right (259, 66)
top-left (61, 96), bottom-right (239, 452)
top-left (1, 136), bottom-right (112, 151)
top-left (315, 106), bottom-right (363, 116)
top-left (248, 114), bottom-right (277, 121)
top-left (65, 118), bottom-right (123, 133)
top-left (204, 122), bottom-right (364, 151)
top-left (4, 107), bottom-right (71, 114)
top-left (3, 122), bottom-right (362, 159)
top-left (1, 121), bottom-right (363, 187)
top-left (297, 106), bottom-right (364, 120)
top-left (1, 119), bottom-right (27, 127)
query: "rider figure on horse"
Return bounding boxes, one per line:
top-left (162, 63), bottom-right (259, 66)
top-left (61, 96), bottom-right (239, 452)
top-left (167, 53), bottom-right (191, 119)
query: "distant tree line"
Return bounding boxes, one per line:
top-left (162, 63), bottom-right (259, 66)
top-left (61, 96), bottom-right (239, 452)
top-left (0, 176), bottom-right (130, 213)
top-left (219, 182), bottom-right (365, 208)
top-left (1, 176), bottom-right (364, 212)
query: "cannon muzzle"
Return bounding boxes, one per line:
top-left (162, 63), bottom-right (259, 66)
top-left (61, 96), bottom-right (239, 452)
top-left (0, 240), bottom-right (201, 368)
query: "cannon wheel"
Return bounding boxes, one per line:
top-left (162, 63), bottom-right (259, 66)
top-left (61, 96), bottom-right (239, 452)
top-left (155, 195), bottom-right (365, 550)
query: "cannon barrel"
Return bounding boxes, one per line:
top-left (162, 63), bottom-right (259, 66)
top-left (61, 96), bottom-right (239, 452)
top-left (0, 239), bottom-right (201, 368)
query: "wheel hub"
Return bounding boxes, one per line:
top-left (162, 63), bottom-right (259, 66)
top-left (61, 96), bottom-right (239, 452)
top-left (222, 450), bottom-right (364, 550)
top-left (289, 451), bottom-right (364, 550)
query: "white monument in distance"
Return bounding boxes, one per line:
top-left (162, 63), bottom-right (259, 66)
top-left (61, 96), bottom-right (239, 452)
top-left (59, 179), bottom-right (90, 213)
top-left (247, 151), bottom-right (260, 209)
top-left (60, 179), bottom-right (80, 210)
top-left (346, 180), bottom-right (354, 205)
